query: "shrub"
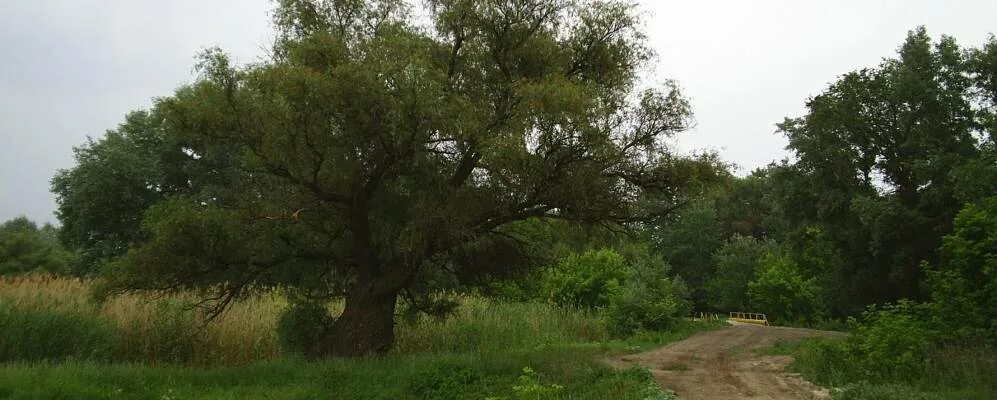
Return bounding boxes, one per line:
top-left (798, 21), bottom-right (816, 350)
top-left (791, 300), bottom-right (939, 384)
top-left (747, 251), bottom-right (822, 324)
top-left (0, 302), bottom-right (118, 362)
top-left (705, 234), bottom-right (769, 312)
top-left (277, 300), bottom-right (334, 355)
top-left (541, 249), bottom-right (628, 309)
top-left (925, 196), bottom-right (997, 342)
top-left (603, 258), bottom-right (692, 337)
top-left (848, 300), bottom-right (937, 381)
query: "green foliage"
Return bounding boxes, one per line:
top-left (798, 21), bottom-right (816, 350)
top-left (790, 337), bottom-right (995, 400)
top-left (603, 257), bottom-right (691, 337)
top-left (508, 366), bottom-right (565, 400)
top-left (774, 27), bottom-right (995, 312)
top-left (0, 303), bottom-right (118, 362)
top-left (535, 246), bottom-right (692, 337)
top-left (74, 0), bottom-right (709, 356)
top-left (541, 249), bottom-right (628, 309)
top-left (747, 251), bottom-right (822, 324)
top-left (0, 217), bottom-right (73, 275)
top-left (411, 362), bottom-right (486, 399)
top-left (925, 196), bottom-right (997, 342)
top-left (277, 300), bottom-right (335, 355)
top-left (847, 301), bottom-right (937, 381)
top-left (652, 196), bottom-right (725, 308)
top-left (705, 234), bottom-right (769, 312)
top-left (787, 300), bottom-right (994, 399)
top-left (51, 111), bottom-right (189, 276)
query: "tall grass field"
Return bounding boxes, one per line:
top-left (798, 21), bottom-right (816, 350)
top-left (0, 274), bottom-right (711, 399)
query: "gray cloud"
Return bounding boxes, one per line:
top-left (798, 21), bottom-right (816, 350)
top-left (2, 0), bottom-right (995, 224)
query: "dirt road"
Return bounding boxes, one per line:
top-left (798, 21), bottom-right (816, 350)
top-left (606, 323), bottom-right (844, 400)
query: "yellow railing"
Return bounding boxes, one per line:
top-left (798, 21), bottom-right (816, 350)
top-left (728, 311), bottom-right (769, 326)
top-left (692, 312), bottom-right (722, 321)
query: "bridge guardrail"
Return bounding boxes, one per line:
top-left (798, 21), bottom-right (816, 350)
top-left (728, 312), bottom-right (769, 326)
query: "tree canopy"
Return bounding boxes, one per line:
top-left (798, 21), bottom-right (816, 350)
top-left (772, 28), bottom-right (995, 312)
top-left (54, 0), bottom-right (718, 357)
top-left (0, 217), bottom-right (73, 275)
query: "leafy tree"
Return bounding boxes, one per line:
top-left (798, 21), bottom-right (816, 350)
top-left (747, 250), bottom-right (822, 324)
top-left (954, 35), bottom-right (997, 203)
top-left (652, 195), bottom-right (724, 308)
top-left (705, 234), bottom-right (769, 312)
top-left (51, 111), bottom-right (190, 276)
top-left (776, 27), bottom-right (987, 310)
top-left (714, 169), bottom-right (776, 240)
top-left (0, 217), bottom-right (73, 275)
top-left (604, 253), bottom-right (691, 336)
top-left (541, 248), bottom-right (628, 309)
top-left (789, 225), bottom-right (845, 316)
top-left (925, 196), bottom-right (997, 341)
top-left (96, 0), bottom-right (708, 357)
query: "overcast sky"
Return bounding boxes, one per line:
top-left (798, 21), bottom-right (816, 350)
top-left (2, 1), bottom-right (996, 224)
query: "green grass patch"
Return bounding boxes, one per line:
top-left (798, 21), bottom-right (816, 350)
top-left (0, 302), bottom-right (118, 362)
top-left (754, 338), bottom-right (804, 356)
top-left (786, 337), bottom-right (996, 400)
top-left (0, 347), bottom-right (685, 399)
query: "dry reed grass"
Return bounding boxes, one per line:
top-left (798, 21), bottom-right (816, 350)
top-left (0, 274), bottom-right (284, 364)
top-left (1, 274), bottom-right (609, 364)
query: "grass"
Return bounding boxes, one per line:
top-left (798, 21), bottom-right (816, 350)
top-left (784, 337), bottom-right (996, 400)
top-left (753, 338), bottom-right (802, 356)
top-left (0, 274), bottom-right (715, 399)
top-left (0, 274), bottom-right (283, 364)
top-left (0, 352), bottom-right (672, 400)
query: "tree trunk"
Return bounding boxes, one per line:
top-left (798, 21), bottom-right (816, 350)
top-left (314, 276), bottom-right (401, 357)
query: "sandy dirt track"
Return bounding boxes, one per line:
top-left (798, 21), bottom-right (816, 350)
top-left (606, 323), bottom-right (844, 400)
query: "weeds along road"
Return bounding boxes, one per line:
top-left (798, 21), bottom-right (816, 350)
top-left (606, 322), bottom-right (845, 400)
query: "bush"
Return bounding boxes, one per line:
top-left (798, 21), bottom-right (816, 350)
top-left (541, 249), bottom-right (628, 309)
top-left (791, 301), bottom-right (941, 385)
top-left (603, 258), bottom-right (691, 337)
top-left (747, 251), bottom-right (822, 324)
top-left (848, 300), bottom-right (937, 381)
top-left (0, 303), bottom-right (118, 362)
top-left (705, 234), bottom-right (769, 312)
top-left (925, 197), bottom-right (997, 342)
top-left (277, 300), bottom-right (334, 355)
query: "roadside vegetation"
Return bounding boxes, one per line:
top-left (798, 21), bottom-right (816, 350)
top-left (0, 274), bottom-right (709, 399)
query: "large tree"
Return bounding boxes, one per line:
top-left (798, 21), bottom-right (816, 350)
top-left (776, 27), bottom-right (988, 309)
top-left (89, 0), bottom-right (706, 357)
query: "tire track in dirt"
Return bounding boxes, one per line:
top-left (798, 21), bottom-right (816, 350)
top-left (606, 322), bottom-right (844, 400)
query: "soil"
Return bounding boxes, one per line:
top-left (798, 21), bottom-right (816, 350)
top-left (606, 322), bottom-right (845, 400)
